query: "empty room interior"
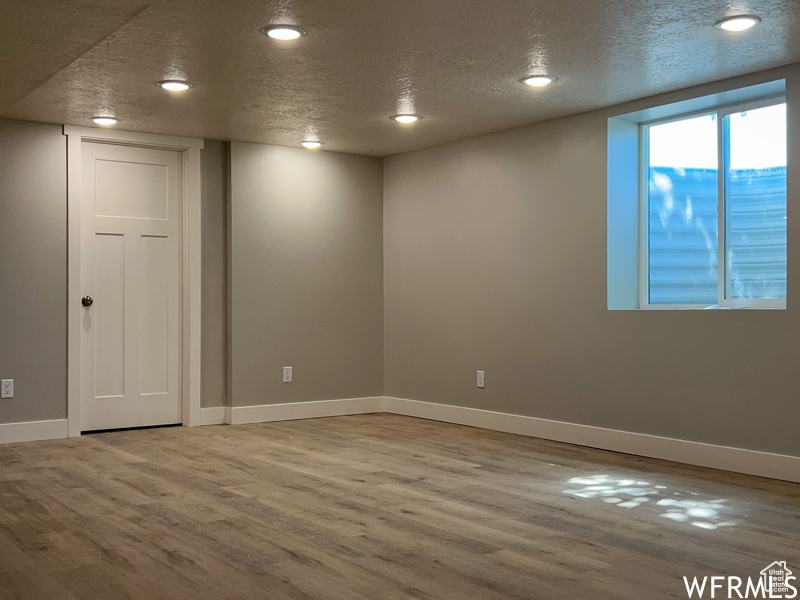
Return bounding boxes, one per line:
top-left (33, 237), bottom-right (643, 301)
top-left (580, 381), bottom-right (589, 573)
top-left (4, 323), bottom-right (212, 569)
top-left (1, 1), bottom-right (799, 598)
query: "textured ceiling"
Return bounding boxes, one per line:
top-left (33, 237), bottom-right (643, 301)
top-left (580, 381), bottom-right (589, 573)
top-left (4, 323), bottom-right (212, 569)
top-left (2, 0), bottom-right (799, 156)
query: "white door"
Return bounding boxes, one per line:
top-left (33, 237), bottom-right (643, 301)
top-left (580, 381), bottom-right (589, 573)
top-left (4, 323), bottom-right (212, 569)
top-left (80, 142), bottom-right (182, 431)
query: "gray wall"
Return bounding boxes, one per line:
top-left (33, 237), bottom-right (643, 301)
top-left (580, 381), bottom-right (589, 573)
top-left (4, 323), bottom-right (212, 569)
top-left (201, 140), bottom-right (227, 408)
top-left (228, 142), bottom-right (384, 407)
top-left (0, 119), bottom-right (67, 424)
top-left (384, 64), bottom-right (800, 457)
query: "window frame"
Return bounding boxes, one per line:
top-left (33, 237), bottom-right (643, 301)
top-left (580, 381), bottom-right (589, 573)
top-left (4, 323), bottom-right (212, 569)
top-left (638, 94), bottom-right (787, 310)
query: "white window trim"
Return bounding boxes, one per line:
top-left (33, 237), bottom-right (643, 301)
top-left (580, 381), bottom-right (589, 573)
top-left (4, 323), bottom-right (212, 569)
top-left (64, 126), bottom-right (204, 436)
top-left (638, 95), bottom-right (787, 310)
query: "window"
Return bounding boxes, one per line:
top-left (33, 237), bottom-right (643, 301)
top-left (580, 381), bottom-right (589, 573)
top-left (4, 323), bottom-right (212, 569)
top-left (642, 99), bottom-right (787, 308)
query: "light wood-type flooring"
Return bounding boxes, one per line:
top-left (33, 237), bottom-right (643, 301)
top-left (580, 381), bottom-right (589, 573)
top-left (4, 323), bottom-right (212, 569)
top-left (1, 414), bottom-right (798, 599)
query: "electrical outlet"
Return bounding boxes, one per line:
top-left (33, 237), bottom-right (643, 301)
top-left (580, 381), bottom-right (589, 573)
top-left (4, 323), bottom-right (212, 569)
top-left (1, 379), bottom-right (13, 399)
top-left (283, 367), bottom-right (293, 383)
top-left (477, 370), bottom-right (485, 389)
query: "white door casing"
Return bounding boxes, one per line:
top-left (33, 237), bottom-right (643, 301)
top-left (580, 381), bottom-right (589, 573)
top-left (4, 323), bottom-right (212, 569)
top-left (65, 127), bottom-right (203, 435)
top-left (80, 143), bottom-right (182, 431)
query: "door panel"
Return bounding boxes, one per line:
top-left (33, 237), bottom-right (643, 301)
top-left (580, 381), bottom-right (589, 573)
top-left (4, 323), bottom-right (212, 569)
top-left (81, 142), bottom-right (182, 431)
top-left (93, 233), bottom-right (125, 399)
top-left (95, 159), bottom-right (170, 220)
top-left (140, 235), bottom-right (171, 395)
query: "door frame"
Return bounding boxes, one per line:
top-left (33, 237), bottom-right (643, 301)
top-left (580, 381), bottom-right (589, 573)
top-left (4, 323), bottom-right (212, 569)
top-left (64, 126), bottom-right (203, 436)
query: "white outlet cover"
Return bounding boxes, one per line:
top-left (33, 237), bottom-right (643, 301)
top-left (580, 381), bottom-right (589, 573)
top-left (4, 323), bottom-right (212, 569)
top-left (477, 371), bottom-right (485, 389)
top-left (1, 379), bottom-right (13, 399)
top-left (283, 367), bottom-right (292, 383)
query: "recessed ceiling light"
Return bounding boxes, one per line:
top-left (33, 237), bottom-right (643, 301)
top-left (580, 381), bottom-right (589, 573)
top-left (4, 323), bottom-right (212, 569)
top-left (158, 80), bottom-right (193, 92)
top-left (301, 140), bottom-right (323, 149)
top-left (392, 114), bottom-right (422, 124)
top-left (522, 75), bottom-right (557, 88)
top-left (92, 116), bottom-right (118, 126)
top-left (715, 15), bottom-right (761, 32)
top-left (262, 25), bottom-right (306, 40)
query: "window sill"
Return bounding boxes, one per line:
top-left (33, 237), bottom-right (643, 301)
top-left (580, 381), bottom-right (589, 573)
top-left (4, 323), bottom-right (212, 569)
top-left (637, 303), bottom-right (786, 311)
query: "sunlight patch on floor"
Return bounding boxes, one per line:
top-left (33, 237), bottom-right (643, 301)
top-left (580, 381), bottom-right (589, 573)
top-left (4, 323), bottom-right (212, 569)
top-left (562, 474), bottom-right (738, 530)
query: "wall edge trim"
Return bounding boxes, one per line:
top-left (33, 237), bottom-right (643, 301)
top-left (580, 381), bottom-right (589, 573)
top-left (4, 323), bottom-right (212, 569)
top-left (0, 419), bottom-right (69, 444)
top-left (5, 399), bottom-right (796, 483)
top-left (383, 397), bottom-right (800, 484)
top-left (228, 397), bottom-right (385, 425)
top-left (200, 407), bottom-right (227, 426)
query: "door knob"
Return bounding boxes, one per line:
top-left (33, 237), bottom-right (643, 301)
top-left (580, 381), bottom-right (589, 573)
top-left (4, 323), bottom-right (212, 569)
top-left (81, 296), bottom-right (94, 307)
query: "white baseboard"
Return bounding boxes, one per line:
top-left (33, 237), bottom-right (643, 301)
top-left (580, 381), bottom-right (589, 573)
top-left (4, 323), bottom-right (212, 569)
top-left (200, 407), bottom-right (227, 426)
top-left (0, 419), bottom-right (69, 444)
top-left (6, 398), bottom-right (797, 483)
top-left (384, 397), bottom-right (800, 484)
top-left (229, 397), bottom-right (384, 425)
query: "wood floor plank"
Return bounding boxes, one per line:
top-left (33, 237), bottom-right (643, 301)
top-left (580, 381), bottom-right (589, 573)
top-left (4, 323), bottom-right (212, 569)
top-left (0, 533), bottom-right (78, 600)
top-left (1, 414), bottom-right (798, 599)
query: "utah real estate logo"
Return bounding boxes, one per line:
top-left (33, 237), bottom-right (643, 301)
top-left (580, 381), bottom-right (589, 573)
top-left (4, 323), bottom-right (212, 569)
top-left (684, 562), bottom-right (797, 598)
